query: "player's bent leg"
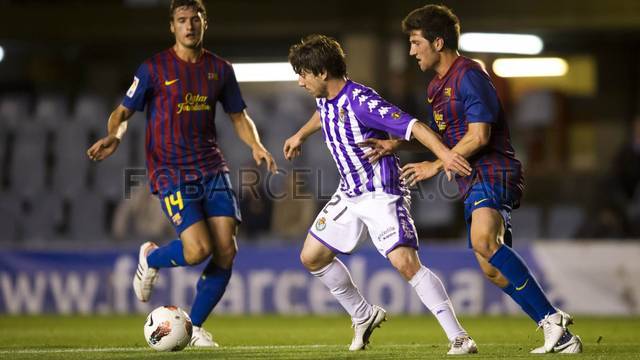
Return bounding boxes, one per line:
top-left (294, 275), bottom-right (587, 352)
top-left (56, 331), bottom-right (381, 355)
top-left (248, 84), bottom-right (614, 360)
top-left (206, 216), bottom-right (238, 269)
top-left (388, 246), bottom-right (477, 354)
top-left (180, 220), bottom-right (215, 265)
top-left (471, 208), bottom-right (577, 353)
top-left (300, 232), bottom-right (336, 271)
top-left (188, 216), bottom-right (238, 348)
top-left (300, 234), bottom-right (381, 351)
top-left (386, 245), bottom-right (421, 280)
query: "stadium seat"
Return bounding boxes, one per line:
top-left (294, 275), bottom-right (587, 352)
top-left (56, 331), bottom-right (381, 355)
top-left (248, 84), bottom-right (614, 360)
top-left (10, 121), bottom-right (46, 196)
top-left (21, 191), bottom-right (64, 242)
top-left (0, 93), bottom-right (32, 129)
top-left (92, 131), bottom-right (132, 198)
top-left (34, 93), bottom-right (69, 129)
top-left (69, 189), bottom-right (107, 241)
top-left (52, 119), bottom-right (91, 196)
top-left (73, 94), bottom-right (108, 128)
top-left (0, 191), bottom-right (21, 242)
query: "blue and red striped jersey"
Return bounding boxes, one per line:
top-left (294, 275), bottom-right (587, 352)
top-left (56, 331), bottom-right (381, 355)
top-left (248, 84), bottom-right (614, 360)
top-left (122, 48), bottom-right (246, 194)
top-left (426, 56), bottom-right (524, 200)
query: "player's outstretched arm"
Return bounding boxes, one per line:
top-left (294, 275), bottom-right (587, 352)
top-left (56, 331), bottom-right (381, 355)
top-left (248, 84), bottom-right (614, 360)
top-left (358, 138), bottom-right (430, 163)
top-left (229, 110), bottom-right (277, 173)
top-left (283, 111), bottom-right (321, 161)
top-left (411, 121), bottom-right (472, 179)
top-left (87, 105), bottom-right (134, 162)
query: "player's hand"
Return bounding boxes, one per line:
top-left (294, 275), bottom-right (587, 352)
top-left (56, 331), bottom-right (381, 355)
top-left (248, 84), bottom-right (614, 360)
top-left (401, 161), bottom-right (440, 186)
top-left (358, 138), bottom-right (401, 163)
top-left (439, 149), bottom-right (472, 180)
top-left (283, 134), bottom-right (304, 161)
top-left (87, 135), bottom-right (120, 162)
top-left (252, 145), bottom-right (278, 174)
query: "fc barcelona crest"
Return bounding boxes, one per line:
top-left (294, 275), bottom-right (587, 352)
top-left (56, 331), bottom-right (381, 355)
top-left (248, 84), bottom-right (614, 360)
top-left (171, 213), bottom-right (183, 226)
top-left (208, 72), bottom-right (218, 80)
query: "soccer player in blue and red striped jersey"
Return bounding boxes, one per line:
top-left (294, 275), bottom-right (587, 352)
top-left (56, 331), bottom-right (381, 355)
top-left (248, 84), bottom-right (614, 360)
top-left (87, 0), bottom-right (276, 347)
top-left (400, 5), bottom-right (582, 354)
top-left (364, 4), bottom-right (581, 354)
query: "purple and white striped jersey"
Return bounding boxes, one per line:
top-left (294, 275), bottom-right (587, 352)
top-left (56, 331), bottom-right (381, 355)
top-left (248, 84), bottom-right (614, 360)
top-left (316, 80), bottom-right (417, 197)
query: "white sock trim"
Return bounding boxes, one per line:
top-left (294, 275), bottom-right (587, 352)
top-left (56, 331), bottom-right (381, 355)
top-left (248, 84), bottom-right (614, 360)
top-left (408, 265), bottom-right (428, 287)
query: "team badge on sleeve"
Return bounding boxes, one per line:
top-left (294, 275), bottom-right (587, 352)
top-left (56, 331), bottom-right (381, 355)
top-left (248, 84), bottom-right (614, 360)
top-left (126, 76), bottom-right (140, 98)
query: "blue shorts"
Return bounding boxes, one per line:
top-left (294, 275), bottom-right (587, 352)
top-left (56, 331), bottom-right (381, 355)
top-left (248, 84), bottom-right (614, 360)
top-left (463, 182), bottom-right (519, 248)
top-left (158, 172), bottom-right (242, 235)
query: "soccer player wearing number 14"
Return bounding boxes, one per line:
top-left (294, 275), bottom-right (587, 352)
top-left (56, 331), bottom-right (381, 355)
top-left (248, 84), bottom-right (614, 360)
top-left (283, 35), bottom-right (477, 354)
top-left (87, 0), bottom-right (277, 347)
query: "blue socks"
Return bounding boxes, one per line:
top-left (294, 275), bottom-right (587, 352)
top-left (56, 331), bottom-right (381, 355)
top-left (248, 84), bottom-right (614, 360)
top-left (489, 245), bottom-right (556, 322)
top-left (147, 240), bottom-right (188, 268)
top-left (502, 282), bottom-right (541, 322)
top-left (145, 240), bottom-right (232, 327)
top-left (189, 262), bottom-right (232, 327)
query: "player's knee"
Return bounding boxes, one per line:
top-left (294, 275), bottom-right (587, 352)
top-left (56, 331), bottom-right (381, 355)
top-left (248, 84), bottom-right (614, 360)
top-left (183, 242), bottom-right (212, 265)
top-left (214, 245), bottom-right (237, 268)
top-left (471, 234), bottom-right (499, 259)
top-left (392, 260), bottom-right (419, 281)
top-left (300, 251), bottom-right (325, 272)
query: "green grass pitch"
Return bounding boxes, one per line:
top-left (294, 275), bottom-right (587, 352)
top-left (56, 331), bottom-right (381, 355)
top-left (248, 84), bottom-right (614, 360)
top-left (0, 315), bottom-right (638, 359)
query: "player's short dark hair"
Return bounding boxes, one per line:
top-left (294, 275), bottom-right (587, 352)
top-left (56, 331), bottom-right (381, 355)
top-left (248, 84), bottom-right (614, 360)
top-left (288, 34), bottom-right (347, 79)
top-left (402, 4), bottom-right (460, 50)
top-left (170, 0), bottom-right (207, 21)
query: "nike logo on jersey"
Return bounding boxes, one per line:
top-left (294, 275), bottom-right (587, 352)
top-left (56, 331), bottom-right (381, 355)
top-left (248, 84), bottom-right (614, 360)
top-left (427, 97), bottom-right (434, 104)
top-left (474, 198), bottom-right (489, 206)
top-left (515, 279), bottom-right (529, 291)
top-left (164, 79), bottom-right (179, 86)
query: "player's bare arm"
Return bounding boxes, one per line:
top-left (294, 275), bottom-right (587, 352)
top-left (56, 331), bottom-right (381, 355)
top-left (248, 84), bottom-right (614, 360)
top-left (401, 123), bottom-right (488, 184)
top-left (86, 104), bottom-right (135, 162)
top-left (448, 122), bottom-right (491, 158)
top-left (283, 111), bottom-right (321, 161)
top-left (228, 110), bottom-right (277, 173)
top-left (358, 138), bottom-right (423, 163)
top-left (411, 121), bottom-right (471, 177)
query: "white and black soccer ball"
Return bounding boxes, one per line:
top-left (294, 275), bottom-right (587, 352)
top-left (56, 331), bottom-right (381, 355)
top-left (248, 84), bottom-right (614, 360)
top-left (143, 305), bottom-right (193, 351)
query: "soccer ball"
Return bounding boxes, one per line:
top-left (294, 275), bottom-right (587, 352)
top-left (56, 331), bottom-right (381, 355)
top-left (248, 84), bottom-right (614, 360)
top-left (143, 305), bottom-right (193, 351)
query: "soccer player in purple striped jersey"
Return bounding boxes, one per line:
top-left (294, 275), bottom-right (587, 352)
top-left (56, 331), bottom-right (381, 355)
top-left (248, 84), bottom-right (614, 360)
top-left (284, 34), bottom-right (477, 354)
top-left (87, 0), bottom-right (276, 347)
top-left (365, 4), bottom-right (582, 354)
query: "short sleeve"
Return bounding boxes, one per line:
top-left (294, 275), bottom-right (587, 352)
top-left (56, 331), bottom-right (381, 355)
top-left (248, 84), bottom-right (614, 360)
top-left (350, 88), bottom-right (417, 140)
top-left (219, 62), bottom-right (247, 113)
top-left (122, 63), bottom-right (153, 112)
top-left (460, 69), bottom-right (500, 124)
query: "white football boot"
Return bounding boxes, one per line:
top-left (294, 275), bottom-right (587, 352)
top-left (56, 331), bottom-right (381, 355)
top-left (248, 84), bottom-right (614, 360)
top-left (554, 334), bottom-right (583, 354)
top-left (530, 311), bottom-right (574, 353)
top-left (447, 335), bottom-right (479, 355)
top-left (349, 305), bottom-right (387, 351)
top-left (190, 326), bottom-right (220, 347)
top-left (132, 241), bottom-right (159, 302)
